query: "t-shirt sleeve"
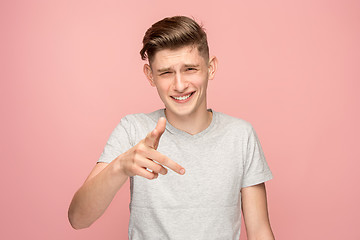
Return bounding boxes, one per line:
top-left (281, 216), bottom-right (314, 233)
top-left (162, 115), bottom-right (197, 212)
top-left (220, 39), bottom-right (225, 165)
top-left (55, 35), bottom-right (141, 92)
top-left (241, 126), bottom-right (273, 188)
top-left (97, 116), bottom-right (133, 164)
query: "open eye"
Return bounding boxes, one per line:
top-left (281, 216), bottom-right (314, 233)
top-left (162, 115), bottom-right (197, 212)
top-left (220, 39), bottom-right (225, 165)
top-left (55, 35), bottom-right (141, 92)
top-left (186, 67), bottom-right (197, 72)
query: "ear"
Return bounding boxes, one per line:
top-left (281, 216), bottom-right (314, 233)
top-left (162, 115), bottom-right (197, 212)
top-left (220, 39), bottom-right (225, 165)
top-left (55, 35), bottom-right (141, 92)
top-left (143, 64), bottom-right (155, 87)
top-left (208, 56), bottom-right (218, 81)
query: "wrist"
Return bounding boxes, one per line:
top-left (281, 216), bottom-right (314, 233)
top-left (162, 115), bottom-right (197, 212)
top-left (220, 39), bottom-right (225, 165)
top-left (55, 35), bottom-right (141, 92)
top-left (112, 154), bottom-right (128, 178)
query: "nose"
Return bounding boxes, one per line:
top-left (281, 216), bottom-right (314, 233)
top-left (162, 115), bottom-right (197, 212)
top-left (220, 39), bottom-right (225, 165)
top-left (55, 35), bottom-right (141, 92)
top-left (173, 72), bottom-right (188, 92)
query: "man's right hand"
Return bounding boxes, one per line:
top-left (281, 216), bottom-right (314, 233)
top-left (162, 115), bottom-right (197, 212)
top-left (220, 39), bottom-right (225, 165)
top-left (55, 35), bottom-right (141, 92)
top-left (117, 117), bottom-right (185, 180)
top-left (68, 117), bottom-right (184, 229)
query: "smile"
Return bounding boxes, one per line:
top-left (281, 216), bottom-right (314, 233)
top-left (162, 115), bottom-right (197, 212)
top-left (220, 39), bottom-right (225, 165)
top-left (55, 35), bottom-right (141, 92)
top-left (171, 92), bottom-right (195, 101)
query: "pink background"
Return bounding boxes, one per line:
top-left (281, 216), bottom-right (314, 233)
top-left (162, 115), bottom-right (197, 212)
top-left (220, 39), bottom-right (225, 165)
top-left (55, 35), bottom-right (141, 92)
top-left (1, 0), bottom-right (359, 239)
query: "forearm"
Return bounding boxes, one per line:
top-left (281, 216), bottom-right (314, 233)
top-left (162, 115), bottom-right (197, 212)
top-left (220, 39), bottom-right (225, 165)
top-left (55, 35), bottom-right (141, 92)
top-left (68, 159), bottom-right (128, 229)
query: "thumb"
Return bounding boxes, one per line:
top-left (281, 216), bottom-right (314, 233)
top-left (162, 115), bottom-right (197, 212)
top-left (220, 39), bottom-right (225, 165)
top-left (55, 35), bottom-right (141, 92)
top-left (145, 117), bottom-right (166, 149)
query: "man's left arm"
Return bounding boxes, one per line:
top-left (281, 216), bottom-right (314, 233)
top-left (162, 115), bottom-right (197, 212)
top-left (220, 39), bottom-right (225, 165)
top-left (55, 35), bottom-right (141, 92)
top-left (241, 183), bottom-right (275, 240)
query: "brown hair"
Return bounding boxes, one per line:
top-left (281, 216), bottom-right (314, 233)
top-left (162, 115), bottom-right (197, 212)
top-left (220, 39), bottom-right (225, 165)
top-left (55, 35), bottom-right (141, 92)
top-left (140, 16), bottom-right (209, 63)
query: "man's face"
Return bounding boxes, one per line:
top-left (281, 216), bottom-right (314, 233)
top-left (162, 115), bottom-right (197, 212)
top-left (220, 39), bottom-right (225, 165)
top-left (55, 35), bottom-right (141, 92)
top-left (144, 45), bottom-right (217, 119)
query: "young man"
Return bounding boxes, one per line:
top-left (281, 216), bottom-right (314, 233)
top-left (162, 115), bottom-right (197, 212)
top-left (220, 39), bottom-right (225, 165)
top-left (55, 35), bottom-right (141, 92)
top-left (69, 16), bottom-right (275, 239)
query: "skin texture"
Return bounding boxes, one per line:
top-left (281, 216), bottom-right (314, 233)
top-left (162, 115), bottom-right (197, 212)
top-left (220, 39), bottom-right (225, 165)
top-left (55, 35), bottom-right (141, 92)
top-left (69, 45), bottom-right (275, 239)
top-left (143, 45), bottom-right (217, 135)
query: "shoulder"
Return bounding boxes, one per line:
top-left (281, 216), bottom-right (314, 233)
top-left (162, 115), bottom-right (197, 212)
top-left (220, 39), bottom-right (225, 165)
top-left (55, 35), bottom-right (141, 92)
top-left (115, 109), bottom-right (162, 135)
top-left (213, 110), bottom-right (254, 135)
top-left (121, 109), bottom-right (161, 126)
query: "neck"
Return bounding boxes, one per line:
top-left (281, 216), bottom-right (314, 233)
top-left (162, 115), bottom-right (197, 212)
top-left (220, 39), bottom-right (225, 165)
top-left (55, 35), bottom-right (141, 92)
top-left (164, 107), bottom-right (213, 135)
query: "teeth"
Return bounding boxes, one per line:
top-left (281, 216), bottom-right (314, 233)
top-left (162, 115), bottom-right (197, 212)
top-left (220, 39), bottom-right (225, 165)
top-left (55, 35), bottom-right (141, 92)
top-left (173, 93), bottom-right (192, 100)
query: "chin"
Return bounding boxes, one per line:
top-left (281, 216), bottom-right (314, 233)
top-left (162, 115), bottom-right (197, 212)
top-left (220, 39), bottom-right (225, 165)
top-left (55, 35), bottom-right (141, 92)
top-left (165, 106), bottom-right (197, 117)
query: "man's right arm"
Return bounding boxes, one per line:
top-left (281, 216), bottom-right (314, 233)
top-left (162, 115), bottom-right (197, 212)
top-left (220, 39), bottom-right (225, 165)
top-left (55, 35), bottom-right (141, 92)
top-left (68, 160), bottom-right (127, 229)
top-left (68, 117), bottom-right (185, 229)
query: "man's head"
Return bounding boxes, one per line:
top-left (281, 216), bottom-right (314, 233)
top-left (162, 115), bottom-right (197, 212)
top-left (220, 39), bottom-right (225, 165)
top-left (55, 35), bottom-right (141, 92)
top-left (140, 16), bottom-right (209, 65)
top-left (141, 16), bottom-right (217, 121)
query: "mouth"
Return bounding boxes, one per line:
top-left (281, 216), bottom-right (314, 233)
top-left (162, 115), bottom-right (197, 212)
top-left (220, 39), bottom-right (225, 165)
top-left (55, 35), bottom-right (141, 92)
top-left (170, 91), bottom-right (195, 102)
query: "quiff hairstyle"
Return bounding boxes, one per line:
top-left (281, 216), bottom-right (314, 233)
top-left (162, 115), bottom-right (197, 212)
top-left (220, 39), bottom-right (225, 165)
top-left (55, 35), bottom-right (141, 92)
top-left (140, 16), bottom-right (209, 64)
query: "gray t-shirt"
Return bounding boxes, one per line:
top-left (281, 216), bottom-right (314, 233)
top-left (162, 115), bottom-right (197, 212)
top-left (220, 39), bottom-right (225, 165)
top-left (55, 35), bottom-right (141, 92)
top-left (98, 109), bottom-right (273, 240)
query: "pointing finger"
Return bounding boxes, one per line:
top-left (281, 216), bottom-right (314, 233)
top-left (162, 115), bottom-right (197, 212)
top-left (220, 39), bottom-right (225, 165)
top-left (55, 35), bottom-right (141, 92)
top-left (155, 117), bottom-right (166, 133)
top-left (145, 117), bottom-right (166, 149)
top-left (146, 148), bottom-right (185, 175)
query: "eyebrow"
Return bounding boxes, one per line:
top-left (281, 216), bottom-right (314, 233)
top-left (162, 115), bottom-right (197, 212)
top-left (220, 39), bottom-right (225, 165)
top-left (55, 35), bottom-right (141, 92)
top-left (184, 64), bottom-right (200, 68)
top-left (157, 68), bottom-right (171, 73)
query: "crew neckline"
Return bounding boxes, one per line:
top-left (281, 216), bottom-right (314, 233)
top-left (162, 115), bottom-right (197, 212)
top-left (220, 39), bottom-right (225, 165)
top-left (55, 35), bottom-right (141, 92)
top-left (158, 108), bottom-right (217, 139)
